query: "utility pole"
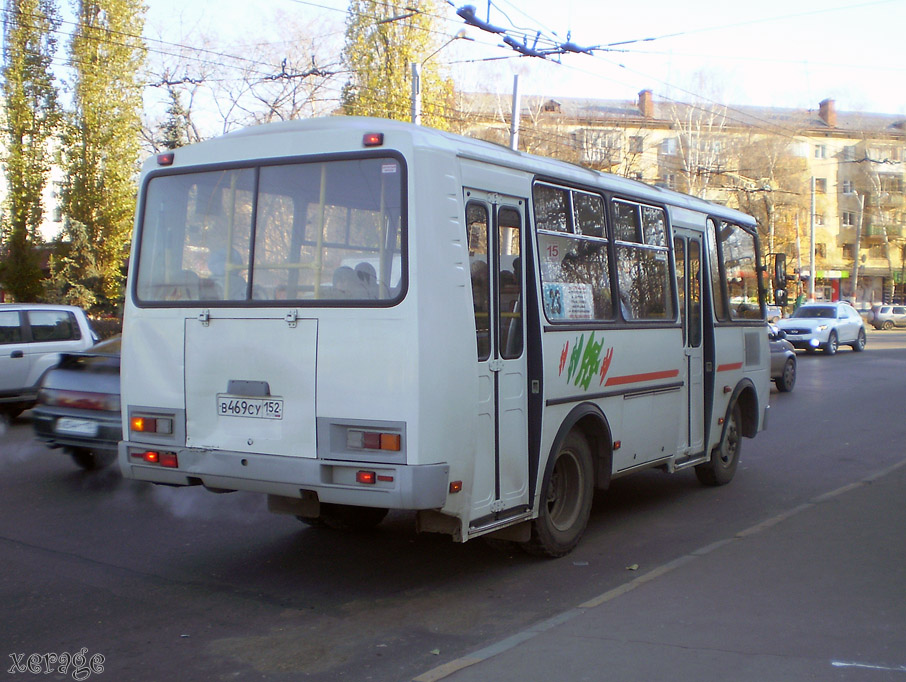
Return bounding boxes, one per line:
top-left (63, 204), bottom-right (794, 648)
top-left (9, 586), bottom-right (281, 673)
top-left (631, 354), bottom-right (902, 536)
top-left (851, 193), bottom-right (864, 301)
top-left (809, 176), bottom-right (816, 301)
top-left (410, 63), bottom-right (421, 125)
top-left (510, 74), bottom-right (521, 150)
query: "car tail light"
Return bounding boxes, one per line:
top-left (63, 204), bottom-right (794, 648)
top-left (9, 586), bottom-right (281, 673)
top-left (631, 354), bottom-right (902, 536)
top-left (39, 388), bottom-right (118, 412)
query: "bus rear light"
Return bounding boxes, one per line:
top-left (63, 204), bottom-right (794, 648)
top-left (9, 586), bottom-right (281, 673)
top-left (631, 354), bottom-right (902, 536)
top-left (377, 474), bottom-right (394, 483)
top-left (362, 132), bottom-right (384, 147)
top-left (356, 470), bottom-right (376, 485)
top-left (449, 481), bottom-right (463, 493)
top-left (347, 430), bottom-right (402, 452)
top-left (130, 415), bottom-right (173, 435)
top-left (133, 450), bottom-right (178, 468)
top-left (157, 152), bottom-right (175, 166)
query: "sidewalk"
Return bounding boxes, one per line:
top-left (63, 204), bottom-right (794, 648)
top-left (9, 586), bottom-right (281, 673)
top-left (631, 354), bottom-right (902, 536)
top-left (415, 460), bottom-right (906, 682)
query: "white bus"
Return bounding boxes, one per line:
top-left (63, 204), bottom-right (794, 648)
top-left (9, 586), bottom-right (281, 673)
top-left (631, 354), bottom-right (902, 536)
top-left (120, 117), bottom-right (770, 556)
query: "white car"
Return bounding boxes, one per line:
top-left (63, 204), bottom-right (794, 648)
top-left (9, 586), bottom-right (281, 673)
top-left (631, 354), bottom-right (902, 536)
top-left (776, 302), bottom-right (866, 355)
top-left (0, 304), bottom-right (98, 417)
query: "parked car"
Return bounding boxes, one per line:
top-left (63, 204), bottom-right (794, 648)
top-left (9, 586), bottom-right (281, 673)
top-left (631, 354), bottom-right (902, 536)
top-left (1, 304), bottom-right (98, 417)
top-left (31, 336), bottom-right (121, 470)
top-left (769, 325), bottom-right (796, 392)
top-left (852, 302), bottom-right (875, 324)
top-left (776, 302), bottom-right (866, 354)
top-left (870, 305), bottom-right (906, 330)
top-left (765, 305), bottom-right (782, 323)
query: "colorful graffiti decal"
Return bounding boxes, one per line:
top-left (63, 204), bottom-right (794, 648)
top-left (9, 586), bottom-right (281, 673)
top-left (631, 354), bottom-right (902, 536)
top-left (559, 332), bottom-right (615, 390)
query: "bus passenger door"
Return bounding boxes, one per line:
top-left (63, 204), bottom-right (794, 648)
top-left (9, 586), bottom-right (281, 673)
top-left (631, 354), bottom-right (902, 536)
top-left (465, 192), bottom-right (529, 528)
top-left (675, 230), bottom-right (705, 455)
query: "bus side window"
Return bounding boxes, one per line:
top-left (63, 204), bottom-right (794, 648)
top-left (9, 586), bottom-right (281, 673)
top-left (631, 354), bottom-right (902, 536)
top-left (467, 202), bottom-right (491, 361)
top-left (498, 207), bottom-right (523, 359)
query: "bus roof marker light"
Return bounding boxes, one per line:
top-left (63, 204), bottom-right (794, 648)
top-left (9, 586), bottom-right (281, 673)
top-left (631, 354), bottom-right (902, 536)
top-left (157, 152), bottom-right (175, 166)
top-left (363, 132), bottom-right (384, 147)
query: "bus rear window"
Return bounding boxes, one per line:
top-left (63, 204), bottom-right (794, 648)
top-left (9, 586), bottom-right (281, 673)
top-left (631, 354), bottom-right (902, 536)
top-left (135, 156), bottom-right (405, 305)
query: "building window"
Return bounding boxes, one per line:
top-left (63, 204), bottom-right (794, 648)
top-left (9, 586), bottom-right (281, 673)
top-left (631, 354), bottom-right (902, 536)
top-left (661, 138), bottom-right (677, 156)
top-left (842, 180), bottom-right (854, 194)
top-left (814, 145), bottom-right (827, 159)
top-left (842, 244), bottom-right (856, 259)
top-left (816, 243), bottom-right (826, 258)
top-left (879, 175), bottom-right (904, 193)
top-left (815, 178), bottom-right (827, 193)
top-left (815, 213), bottom-right (825, 226)
top-left (629, 136), bottom-right (644, 154)
top-left (842, 211), bottom-right (856, 226)
top-left (843, 146), bottom-right (856, 161)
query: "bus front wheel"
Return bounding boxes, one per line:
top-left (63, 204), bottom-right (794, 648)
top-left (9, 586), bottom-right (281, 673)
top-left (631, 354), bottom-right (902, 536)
top-left (523, 431), bottom-right (594, 558)
top-left (695, 401), bottom-right (741, 487)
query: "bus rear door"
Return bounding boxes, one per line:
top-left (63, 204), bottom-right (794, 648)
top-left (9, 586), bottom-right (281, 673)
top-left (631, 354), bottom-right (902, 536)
top-left (465, 191), bottom-right (529, 530)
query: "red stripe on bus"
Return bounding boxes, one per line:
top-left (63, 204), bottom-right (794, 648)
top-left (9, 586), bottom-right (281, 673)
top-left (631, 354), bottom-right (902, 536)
top-left (604, 369), bottom-right (680, 386)
top-left (717, 362), bottom-right (743, 372)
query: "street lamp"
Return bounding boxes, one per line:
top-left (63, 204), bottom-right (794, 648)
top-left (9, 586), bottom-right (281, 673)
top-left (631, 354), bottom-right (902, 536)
top-left (411, 30), bottom-right (472, 125)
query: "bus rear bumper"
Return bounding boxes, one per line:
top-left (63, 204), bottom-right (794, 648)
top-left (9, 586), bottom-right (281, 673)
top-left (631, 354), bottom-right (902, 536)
top-left (118, 442), bottom-right (450, 510)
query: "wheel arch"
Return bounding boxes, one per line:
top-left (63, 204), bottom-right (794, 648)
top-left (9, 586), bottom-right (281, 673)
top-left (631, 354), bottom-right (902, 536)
top-left (547, 402), bottom-right (613, 492)
top-left (729, 378), bottom-right (759, 439)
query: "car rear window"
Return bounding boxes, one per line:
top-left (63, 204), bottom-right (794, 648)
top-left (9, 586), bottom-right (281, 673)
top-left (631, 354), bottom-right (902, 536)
top-left (0, 311), bottom-right (23, 344)
top-left (27, 310), bottom-right (81, 342)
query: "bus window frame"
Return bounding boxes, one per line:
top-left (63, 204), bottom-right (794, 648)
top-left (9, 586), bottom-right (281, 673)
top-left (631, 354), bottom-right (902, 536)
top-left (707, 217), bottom-right (765, 325)
top-left (131, 150), bottom-right (409, 310)
top-left (609, 195), bottom-right (677, 326)
top-left (532, 180), bottom-right (615, 326)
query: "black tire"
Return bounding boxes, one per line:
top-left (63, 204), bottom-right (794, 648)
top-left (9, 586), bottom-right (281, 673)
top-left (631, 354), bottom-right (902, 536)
top-left (523, 431), bottom-right (594, 558)
top-left (315, 504), bottom-right (388, 531)
top-left (851, 329), bottom-right (866, 352)
top-left (68, 448), bottom-right (114, 471)
top-left (774, 357), bottom-right (796, 392)
top-left (824, 331), bottom-right (838, 355)
top-left (882, 320), bottom-right (894, 331)
top-left (2, 404), bottom-right (26, 419)
top-left (695, 402), bottom-right (741, 487)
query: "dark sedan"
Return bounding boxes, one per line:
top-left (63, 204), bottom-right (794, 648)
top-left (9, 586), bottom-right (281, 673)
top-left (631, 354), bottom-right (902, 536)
top-left (31, 336), bottom-right (121, 470)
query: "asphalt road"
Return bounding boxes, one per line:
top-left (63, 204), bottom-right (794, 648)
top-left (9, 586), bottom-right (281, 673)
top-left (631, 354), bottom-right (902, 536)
top-left (2, 328), bottom-right (905, 682)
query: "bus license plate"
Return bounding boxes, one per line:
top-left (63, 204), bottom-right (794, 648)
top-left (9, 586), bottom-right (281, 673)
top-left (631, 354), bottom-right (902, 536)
top-left (217, 395), bottom-right (283, 420)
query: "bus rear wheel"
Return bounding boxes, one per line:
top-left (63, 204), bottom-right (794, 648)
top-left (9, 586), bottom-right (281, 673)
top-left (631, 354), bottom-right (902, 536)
top-left (695, 402), bottom-right (741, 487)
top-left (523, 431), bottom-right (594, 558)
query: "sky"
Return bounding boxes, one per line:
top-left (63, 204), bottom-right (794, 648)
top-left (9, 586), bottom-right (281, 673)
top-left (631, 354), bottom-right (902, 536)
top-left (143, 0), bottom-right (906, 119)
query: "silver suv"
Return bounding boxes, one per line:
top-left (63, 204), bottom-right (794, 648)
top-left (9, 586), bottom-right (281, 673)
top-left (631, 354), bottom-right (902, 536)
top-left (870, 305), bottom-right (906, 330)
top-left (0, 304), bottom-right (98, 417)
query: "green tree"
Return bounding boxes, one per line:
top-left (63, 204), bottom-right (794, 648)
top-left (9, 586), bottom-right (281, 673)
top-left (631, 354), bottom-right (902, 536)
top-left (44, 219), bottom-right (100, 308)
top-left (159, 87), bottom-right (191, 150)
top-left (341, 0), bottom-right (454, 130)
top-left (0, 0), bottom-right (61, 302)
top-left (61, 0), bottom-right (146, 313)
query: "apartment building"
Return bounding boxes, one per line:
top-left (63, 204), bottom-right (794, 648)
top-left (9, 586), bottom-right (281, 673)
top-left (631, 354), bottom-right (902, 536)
top-left (463, 91), bottom-right (906, 304)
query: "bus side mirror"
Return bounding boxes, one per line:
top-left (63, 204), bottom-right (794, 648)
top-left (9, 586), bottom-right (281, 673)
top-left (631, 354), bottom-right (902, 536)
top-left (775, 289), bottom-right (788, 307)
top-left (773, 253), bottom-right (787, 291)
